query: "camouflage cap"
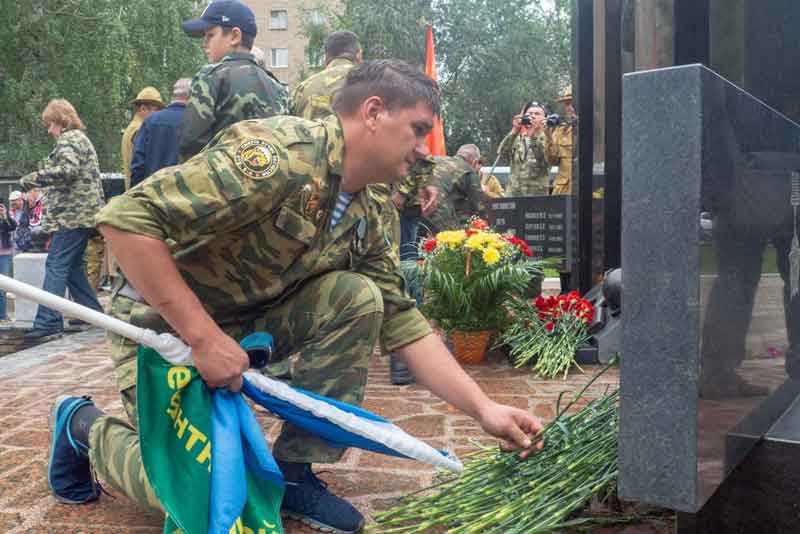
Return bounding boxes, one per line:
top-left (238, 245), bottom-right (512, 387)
top-left (556, 85), bottom-right (573, 102)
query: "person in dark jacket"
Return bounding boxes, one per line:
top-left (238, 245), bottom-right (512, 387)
top-left (130, 78), bottom-right (191, 187)
top-left (0, 201), bottom-right (17, 320)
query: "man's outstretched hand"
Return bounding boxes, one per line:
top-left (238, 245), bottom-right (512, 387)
top-left (477, 401), bottom-right (544, 459)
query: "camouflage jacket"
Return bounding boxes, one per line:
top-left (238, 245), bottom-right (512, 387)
top-left (290, 57), bottom-right (356, 121)
top-left (20, 129), bottom-right (105, 232)
top-left (544, 123), bottom-right (574, 195)
top-left (394, 157), bottom-right (435, 214)
top-left (423, 155), bottom-right (486, 233)
top-left (497, 130), bottom-right (549, 196)
top-left (97, 115), bottom-right (430, 353)
top-left (178, 52), bottom-right (289, 161)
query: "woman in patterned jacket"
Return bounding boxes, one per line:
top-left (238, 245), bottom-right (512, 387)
top-left (19, 99), bottom-right (106, 338)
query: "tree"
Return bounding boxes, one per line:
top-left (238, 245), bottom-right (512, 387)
top-left (298, 0), bottom-right (432, 81)
top-left (297, 0), bottom-right (571, 161)
top-left (433, 0), bottom-right (572, 158)
top-left (0, 0), bottom-right (206, 175)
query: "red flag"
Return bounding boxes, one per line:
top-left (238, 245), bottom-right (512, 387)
top-left (425, 24), bottom-right (446, 156)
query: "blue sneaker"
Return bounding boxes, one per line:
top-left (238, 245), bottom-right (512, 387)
top-left (281, 465), bottom-right (364, 533)
top-left (47, 396), bottom-right (101, 504)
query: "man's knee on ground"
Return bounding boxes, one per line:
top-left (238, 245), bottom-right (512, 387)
top-left (324, 272), bottom-right (384, 321)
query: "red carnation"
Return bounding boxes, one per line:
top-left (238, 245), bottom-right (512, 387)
top-left (471, 218), bottom-right (489, 230)
top-left (423, 238), bottom-right (438, 253)
top-left (545, 322), bottom-right (555, 332)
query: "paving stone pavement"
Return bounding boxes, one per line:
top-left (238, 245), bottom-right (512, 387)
top-left (0, 327), bottom-right (668, 534)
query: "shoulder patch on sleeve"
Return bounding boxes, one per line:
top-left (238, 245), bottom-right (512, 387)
top-left (234, 139), bottom-right (280, 178)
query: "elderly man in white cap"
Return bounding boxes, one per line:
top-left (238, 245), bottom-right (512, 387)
top-left (130, 78), bottom-right (192, 188)
top-left (8, 190), bottom-right (28, 253)
top-left (121, 87), bottom-right (165, 189)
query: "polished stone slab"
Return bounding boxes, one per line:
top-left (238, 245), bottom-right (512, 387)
top-left (620, 63), bottom-right (800, 513)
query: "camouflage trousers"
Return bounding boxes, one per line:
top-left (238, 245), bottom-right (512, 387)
top-left (83, 236), bottom-right (104, 290)
top-left (506, 174), bottom-right (549, 197)
top-left (88, 270), bottom-right (383, 512)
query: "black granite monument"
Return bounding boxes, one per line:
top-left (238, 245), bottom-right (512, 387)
top-left (620, 63), bottom-right (800, 531)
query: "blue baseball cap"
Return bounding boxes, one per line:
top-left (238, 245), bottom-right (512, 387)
top-left (181, 1), bottom-right (257, 38)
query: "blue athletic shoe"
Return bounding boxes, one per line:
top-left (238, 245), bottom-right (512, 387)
top-left (47, 396), bottom-right (101, 504)
top-left (281, 464), bottom-right (364, 533)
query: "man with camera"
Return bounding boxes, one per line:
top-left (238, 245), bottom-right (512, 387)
top-left (545, 86), bottom-right (577, 195)
top-left (543, 87), bottom-right (578, 293)
top-left (497, 102), bottom-right (549, 197)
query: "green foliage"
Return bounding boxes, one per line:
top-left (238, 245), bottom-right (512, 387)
top-left (297, 0), bottom-right (432, 84)
top-left (0, 0), bottom-right (206, 174)
top-left (296, 3), bottom-right (331, 82)
top-left (335, 0), bottom-right (433, 64)
top-left (434, 0), bottom-right (572, 157)
top-left (297, 0), bottom-right (571, 160)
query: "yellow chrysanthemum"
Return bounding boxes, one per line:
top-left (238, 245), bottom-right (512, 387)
top-left (465, 233), bottom-right (488, 250)
top-left (485, 235), bottom-right (506, 250)
top-left (436, 230), bottom-right (467, 248)
top-left (483, 247), bottom-right (501, 265)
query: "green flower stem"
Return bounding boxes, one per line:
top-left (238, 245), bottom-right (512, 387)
top-left (370, 367), bottom-right (620, 533)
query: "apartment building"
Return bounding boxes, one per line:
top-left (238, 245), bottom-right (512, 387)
top-left (240, 0), bottom-right (341, 87)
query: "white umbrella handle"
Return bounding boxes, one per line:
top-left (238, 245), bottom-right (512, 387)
top-left (0, 274), bottom-right (192, 364)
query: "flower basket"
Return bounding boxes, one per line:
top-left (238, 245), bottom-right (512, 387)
top-left (397, 218), bottom-right (549, 337)
top-left (450, 329), bottom-right (494, 365)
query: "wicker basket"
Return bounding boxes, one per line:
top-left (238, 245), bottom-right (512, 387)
top-left (450, 329), bottom-right (494, 365)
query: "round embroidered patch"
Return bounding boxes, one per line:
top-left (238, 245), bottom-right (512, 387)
top-left (234, 139), bottom-right (280, 178)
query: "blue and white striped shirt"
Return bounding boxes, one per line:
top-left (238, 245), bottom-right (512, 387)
top-left (329, 191), bottom-right (355, 230)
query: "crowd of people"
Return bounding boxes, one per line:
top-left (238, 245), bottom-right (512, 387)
top-left (16, 1), bottom-right (581, 532)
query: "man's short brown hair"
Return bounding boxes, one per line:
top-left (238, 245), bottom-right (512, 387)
top-left (333, 59), bottom-right (441, 118)
top-left (42, 99), bottom-right (85, 130)
top-left (325, 31), bottom-right (361, 61)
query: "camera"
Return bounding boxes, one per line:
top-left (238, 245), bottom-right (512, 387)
top-left (520, 113), bottom-right (533, 126)
top-left (547, 113), bottom-right (561, 127)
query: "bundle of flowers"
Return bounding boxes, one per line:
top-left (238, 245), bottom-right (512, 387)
top-left (402, 218), bottom-right (545, 333)
top-left (371, 366), bottom-right (620, 534)
top-left (501, 291), bottom-right (596, 379)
